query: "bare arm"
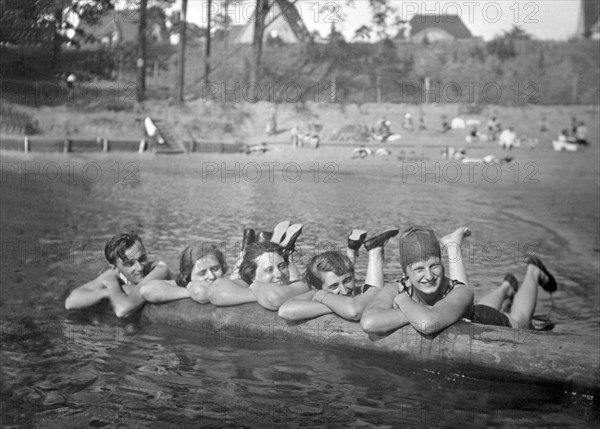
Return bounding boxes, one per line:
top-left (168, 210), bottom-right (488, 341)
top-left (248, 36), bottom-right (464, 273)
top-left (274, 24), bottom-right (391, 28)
top-left (278, 290), bottom-right (333, 321)
top-left (313, 287), bottom-right (379, 321)
top-left (207, 277), bottom-right (257, 306)
top-left (394, 284), bottom-right (473, 335)
top-left (64, 269), bottom-right (112, 310)
top-left (186, 281), bottom-right (212, 304)
top-left (140, 280), bottom-right (190, 303)
top-left (249, 281), bottom-right (310, 311)
top-left (108, 261), bottom-right (175, 317)
top-left (361, 283), bottom-right (411, 333)
top-left (138, 261), bottom-right (176, 285)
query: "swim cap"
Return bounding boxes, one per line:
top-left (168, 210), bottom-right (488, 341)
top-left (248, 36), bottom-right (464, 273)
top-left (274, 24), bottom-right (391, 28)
top-left (399, 226), bottom-right (441, 273)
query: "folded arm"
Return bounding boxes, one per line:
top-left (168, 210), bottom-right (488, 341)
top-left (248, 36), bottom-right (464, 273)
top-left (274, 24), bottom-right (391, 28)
top-left (64, 269), bottom-right (112, 310)
top-left (314, 287), bottom-right (379, 321)
top-left (138, 261), bottom-right (176, 285)
top-left (361, 283), bottom-right (411, 333)
top-left (394, 284), bottom-right (473, 335)
top-left (140, 280), bottom-right (189, 303)
top-left (207, 278), bottom-right (257, 306)
top-left (250, 281), bottom-right (310, 311)
top-left (278, 290), bottom-right (333, 320)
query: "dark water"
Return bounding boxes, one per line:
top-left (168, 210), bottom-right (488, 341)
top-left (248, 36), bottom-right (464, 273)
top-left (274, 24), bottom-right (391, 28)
top-left (1, 155), bottom-right (598, 427)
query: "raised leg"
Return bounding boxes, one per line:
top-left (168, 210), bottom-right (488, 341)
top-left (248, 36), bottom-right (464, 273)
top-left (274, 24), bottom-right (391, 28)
top-left (508, 264), bottom-right (544, 328)
top-left (364, 247), bottom-right (384, 288)
top-left (440, 227), bottom-right (471, 286)
top-left (477, 280), bottom-right (513, 310)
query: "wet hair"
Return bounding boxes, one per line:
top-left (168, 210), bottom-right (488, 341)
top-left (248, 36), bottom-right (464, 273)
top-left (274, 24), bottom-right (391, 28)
top-left (239, 241), bottom-right (288, 285)
top-left (399, 225), bottom-right (442, 273)
top-left (104, 231), bottom-right (143, 265)
top-left (176, 243), bottom-right (228, 287)
top-left (303, 251), bottom-right (354, 290)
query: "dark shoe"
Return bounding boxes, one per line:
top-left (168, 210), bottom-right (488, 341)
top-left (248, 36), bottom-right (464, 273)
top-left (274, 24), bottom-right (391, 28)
top-left (527, 256), bottom-right (557, 293)
top-left (348, 229), bottom-right (367, 251)
top-left (272, 221), bottom-right (290, 244)
top-left (242, 228), bottom-right (256, 252)
top-left (257, 231), bottom-right (273, 243)
top-left (364, 229), bottom-right (399, 251)
top-left (531, 315), bottom-right (555, 331)
top-left (504, 272), bottom-right (519, 295)
top-left (280, 223), bottom-right (303, 254)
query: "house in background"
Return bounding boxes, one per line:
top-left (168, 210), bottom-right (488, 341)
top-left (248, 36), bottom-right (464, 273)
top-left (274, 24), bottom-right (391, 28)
top-left (395, 14), bottom-right (473, 43)
top-left (76, 7), bottom-right (169, 46)
top-left (232, 0), bottom-right (311, 44)
top-left (578, 0), bottom-right (600, 40)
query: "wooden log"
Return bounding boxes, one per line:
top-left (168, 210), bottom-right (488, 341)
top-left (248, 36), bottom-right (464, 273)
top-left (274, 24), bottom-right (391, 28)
top-left (142, 299), bottom-right (600, 394)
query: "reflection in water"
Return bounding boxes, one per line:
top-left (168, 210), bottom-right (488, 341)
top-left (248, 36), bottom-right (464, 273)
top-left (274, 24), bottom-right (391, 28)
top-left (1, 157), bottom-right (597, 427)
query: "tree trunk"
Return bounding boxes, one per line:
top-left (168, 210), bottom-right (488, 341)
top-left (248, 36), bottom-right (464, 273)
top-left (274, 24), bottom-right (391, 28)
top-left (137, 0), bottom-right (148, 102)
top-left (50, 0), bottom-right (63, 71)
top-left (178, 0), bottom-right (188, 102)
top-left (204, 0), bottom-right (212, 87)
top-left (250, 0), bottom-right (268, 84)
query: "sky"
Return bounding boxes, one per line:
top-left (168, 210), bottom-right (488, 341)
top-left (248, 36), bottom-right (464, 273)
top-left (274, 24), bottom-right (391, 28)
top-left (168, 0), bottom-right (583, 41)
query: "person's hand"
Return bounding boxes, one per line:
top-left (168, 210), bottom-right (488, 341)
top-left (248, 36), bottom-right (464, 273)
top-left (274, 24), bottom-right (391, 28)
top-left (393, 292), bottom-right (409, 309)
top-left (187, 281), bottom-right (209, 303)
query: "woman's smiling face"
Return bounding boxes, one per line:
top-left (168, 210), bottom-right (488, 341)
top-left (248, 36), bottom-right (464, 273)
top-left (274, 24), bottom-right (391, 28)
top-left (253, 251), bottom-right (289, 285)
top-left (405, 256), bottom-right (444, 299)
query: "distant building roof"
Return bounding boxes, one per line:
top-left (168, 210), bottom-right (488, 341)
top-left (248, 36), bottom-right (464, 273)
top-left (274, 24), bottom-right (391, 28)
top-left (396, 14), bottom-right (473, 42)
top-left (579, 0), bottom-right (600, 39)
top-left (233, 0), bottom-right (310, 44)
top-left (77, 8), bottom-right (168, 46)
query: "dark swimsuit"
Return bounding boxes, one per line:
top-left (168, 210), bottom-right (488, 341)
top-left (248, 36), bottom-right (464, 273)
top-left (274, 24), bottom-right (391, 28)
top-left (466, 304), bottom-right (512, 327)
top-left (401, 279), bottom-right (512, 328)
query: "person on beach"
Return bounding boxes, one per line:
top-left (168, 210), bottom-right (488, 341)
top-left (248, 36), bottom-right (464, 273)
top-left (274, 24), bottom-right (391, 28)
top-left (139, 243), bottom-right (227, 304)
top-left (575, 121), bottom-right (589, 146)
top-left (205, 222), bottom-right (308, 311)
top-left (278, 229), bottom-right (399, 322)
top-left (361, 226), bottom-right (474, 335)
top-left (64, 232), bottom-right (174, 318)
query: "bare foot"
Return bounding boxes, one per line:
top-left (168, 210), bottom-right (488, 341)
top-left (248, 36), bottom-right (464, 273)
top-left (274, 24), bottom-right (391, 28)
top-left (440, 227), bottom-right (471, 248)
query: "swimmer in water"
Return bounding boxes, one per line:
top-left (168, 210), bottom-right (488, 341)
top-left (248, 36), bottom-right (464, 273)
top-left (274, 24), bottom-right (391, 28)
top-left (361, 226), bottom-right (474, 335)
top-left (206, 240), bottom-right (308, 311)
top-left (278, 229), bottom-right (398, 321)
top-left (65, 231), bottom-right (174, 318)
top-left (140, 243), bottom-right (227, 304)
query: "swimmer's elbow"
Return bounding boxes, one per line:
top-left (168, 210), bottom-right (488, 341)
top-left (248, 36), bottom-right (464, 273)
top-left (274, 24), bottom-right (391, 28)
top-left (412, 316), bottom-right (445, 335)
top-left (278, 305), bottom-right (292, 320)
top-left (360, 313), bottom-right (379, 333)
top-left (64, 296), bottom-right (76, 310)
top-left (261, 294), bottom-right (281, 311)
top-left (207, 286), bottom-right (229, 306)
top-left (139, 284), bottom-right (156, 302)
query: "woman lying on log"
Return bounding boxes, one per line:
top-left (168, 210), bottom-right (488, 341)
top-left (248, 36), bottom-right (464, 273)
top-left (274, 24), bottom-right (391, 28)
top-left (139, 243), bottom-right (227, 304)
top-left (361, 226), bottom-right (474, 335)
top-left (361, 226), bottom-right (558, 335)
top-left (139, 221), bottom-right (303, 305)
top-left (278, 229), bottom-right (399, 321)
top-left (205, 222), bottom-right (308, 311)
